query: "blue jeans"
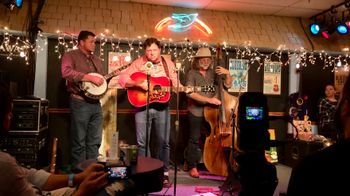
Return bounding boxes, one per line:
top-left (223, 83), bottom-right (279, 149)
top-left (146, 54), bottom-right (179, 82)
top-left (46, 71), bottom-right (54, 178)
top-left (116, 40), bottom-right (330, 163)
top-left (70, 98), bottom-right (103, 166)
top-left (135, 105), bottom-right (170, 172)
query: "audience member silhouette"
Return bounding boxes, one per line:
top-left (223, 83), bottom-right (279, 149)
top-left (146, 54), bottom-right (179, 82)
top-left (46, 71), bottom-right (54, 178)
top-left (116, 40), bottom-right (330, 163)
top-left (287, 76), bottom-right (350, 196)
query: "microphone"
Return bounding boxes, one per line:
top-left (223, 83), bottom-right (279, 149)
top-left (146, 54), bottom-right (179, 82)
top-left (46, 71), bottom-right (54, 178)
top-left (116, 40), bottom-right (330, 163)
top-left (145, 61), bottom-right (153, 71)
top-left (175, 60), bottom-right (182, 71)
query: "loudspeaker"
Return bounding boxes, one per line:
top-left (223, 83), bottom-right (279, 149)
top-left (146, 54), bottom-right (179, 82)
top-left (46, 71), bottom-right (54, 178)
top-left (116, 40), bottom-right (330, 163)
top-left (284, 140), bottom-right (324, 168)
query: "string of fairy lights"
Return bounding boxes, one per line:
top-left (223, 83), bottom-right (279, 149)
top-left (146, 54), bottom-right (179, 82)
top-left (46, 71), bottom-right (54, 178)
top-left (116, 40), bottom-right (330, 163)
top-left (1, 27), bottom-right (349, 73)
top-left (0, 27), bottom-right (47, 65)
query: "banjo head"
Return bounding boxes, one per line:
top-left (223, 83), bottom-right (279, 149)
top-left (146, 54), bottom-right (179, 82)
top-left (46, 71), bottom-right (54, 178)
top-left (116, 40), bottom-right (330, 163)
top-left (81, 73), bottom-right (108, 97)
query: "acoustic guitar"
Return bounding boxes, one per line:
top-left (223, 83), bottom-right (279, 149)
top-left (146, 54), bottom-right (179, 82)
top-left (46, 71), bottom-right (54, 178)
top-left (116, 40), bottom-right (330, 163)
top-left (127, 72), bottom-right (215, 107)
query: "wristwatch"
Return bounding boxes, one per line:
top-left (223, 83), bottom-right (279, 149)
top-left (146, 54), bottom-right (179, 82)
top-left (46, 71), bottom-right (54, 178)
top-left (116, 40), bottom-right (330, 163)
top-left (68, 173), bottom-right (75, 187)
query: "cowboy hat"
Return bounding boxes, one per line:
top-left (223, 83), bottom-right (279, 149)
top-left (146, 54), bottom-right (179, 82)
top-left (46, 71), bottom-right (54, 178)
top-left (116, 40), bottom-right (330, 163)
top-left (194, 47), bottom-right (212, 58)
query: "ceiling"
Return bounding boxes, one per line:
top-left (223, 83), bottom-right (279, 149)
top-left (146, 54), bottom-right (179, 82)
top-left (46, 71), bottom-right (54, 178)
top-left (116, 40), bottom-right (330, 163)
top-left (118, 0), bottom-right (347, 18)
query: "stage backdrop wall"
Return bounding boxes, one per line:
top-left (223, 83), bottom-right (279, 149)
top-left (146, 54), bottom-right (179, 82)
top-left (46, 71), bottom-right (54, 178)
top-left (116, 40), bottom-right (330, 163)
top-left (0, 37), bottom-right (336, 166)
top-left (45, 38), bottom-right (293, 166)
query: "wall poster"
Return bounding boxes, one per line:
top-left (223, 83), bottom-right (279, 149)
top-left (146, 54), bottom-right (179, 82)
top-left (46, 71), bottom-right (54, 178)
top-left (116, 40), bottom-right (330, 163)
top-left (108, 52), bottom-right (131, 89)
top-left (334, 68), bottom-right (349, 93)
top-left (228, 58), bottom-right (249, 92)
top-left (263, 61), bottom-right (282, 95)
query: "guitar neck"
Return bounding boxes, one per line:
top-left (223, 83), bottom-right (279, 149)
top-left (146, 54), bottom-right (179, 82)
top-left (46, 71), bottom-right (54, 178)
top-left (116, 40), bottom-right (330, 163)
top-left (169, 86), bottom-right (188, 92)
top-left (151, 86), bottom-right (184, 93)
top-left (163, 86), bottom-right (213, 93)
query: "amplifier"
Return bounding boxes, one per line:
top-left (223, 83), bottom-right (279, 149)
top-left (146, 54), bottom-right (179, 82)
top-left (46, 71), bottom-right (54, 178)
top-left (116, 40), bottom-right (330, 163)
top-left (10, 99), bottom-right (49, 134)
top-left (283, 140), bottom-right (324, 168)
top-left (0, 128), bottom-right (49, 169)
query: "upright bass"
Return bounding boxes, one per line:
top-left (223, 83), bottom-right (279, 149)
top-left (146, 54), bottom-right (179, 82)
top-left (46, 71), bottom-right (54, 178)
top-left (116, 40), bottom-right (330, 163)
top-left (203, 44), bottom-right (238, 177)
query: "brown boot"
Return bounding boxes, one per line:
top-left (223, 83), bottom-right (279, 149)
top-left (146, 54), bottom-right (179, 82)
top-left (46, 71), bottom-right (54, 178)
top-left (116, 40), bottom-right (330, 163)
top-left (163, 175), bottom-right (171, 188)
top-left (183, 161), bottom-right (189, 172)
top-left (189, 167), bottom-right (199, 178)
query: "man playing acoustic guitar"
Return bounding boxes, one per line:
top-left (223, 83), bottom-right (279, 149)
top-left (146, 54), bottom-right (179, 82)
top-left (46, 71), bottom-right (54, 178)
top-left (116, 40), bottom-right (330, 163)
top-left (61, 30), bottom-right (105, 167)
top-left (119, 37), bottom-right (183, 188)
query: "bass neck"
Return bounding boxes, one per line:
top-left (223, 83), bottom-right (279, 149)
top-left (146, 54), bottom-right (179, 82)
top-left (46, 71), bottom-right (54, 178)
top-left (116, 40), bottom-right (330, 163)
top-left (215, 43), bottom-right (228, 123)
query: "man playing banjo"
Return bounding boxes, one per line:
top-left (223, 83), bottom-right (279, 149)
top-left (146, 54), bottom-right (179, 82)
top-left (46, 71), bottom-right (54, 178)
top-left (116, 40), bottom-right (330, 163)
top-left (61, 30), bottom-right (105, 167)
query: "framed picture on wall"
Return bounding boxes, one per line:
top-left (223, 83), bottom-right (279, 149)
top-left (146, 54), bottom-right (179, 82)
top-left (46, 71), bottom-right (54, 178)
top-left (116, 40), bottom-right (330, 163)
top-left (228, 58), bottom-right (249, 92)
top-left (334, 68), bottom-right (349, 93)
top-left (107, 52), bottom-right (131, 89)
top-left (263, 61), bottom-right (282, 95)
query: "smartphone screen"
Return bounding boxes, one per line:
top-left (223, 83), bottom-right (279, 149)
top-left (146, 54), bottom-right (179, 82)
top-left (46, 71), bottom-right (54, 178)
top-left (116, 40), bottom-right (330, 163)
top-left (106, 166), bottom-right (128, 182)
top-left (245, 106), bottom-right (263, 120)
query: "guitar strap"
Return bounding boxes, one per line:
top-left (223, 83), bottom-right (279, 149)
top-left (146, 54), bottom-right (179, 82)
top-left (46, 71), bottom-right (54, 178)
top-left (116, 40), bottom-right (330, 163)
top-left (87, 55), bottom-right (98, 72)
top-left (161, 56), bottom-right (170, 79)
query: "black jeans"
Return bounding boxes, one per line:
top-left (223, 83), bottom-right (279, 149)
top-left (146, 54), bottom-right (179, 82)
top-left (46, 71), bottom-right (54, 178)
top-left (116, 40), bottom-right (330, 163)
top-left (184, 113), bottom-right (204, 169)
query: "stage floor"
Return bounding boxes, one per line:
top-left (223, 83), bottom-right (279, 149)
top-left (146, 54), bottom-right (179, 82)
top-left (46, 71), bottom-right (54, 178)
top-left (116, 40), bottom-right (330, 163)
top-left (151, 163), bottom-right (292, 196)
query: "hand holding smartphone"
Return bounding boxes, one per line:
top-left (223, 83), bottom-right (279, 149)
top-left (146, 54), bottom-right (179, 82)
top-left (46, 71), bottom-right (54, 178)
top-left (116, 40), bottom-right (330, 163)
top-left (105, 166), bottom-right (129, 182)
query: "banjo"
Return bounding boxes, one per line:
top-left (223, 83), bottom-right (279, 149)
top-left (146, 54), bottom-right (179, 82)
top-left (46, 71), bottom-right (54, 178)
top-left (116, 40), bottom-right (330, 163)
top-left (79, 63), bottom-right (131, 100)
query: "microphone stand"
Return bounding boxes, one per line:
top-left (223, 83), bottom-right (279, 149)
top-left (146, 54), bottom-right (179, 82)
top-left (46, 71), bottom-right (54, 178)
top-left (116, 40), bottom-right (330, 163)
top-left (220, 109), bottom-right (240, 195)
top-left (145, 71), bottom-right (151, 157)
top-left (173, 61), bottom-right (181, 196)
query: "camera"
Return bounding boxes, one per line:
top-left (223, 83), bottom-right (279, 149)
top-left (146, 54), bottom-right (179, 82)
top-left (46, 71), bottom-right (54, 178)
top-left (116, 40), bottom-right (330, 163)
top-left (235, 92), bottom-right (278, 196)
top-left (237, 92), bottom-right (270, 151)
top-left (105, 166), bottom-right (130, 182)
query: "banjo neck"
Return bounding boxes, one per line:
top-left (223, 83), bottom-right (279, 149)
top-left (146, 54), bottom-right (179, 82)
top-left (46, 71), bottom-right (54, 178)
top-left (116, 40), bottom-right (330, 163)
top-left (103, 62), bottom-right (131, 81)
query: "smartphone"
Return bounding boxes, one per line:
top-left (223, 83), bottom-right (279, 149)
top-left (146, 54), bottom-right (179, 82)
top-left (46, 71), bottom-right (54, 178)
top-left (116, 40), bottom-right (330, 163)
top-left (106, 166), bottom-right (129, 182)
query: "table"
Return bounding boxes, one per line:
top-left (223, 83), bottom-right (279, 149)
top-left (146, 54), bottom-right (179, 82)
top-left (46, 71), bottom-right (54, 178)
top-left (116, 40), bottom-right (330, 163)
top-left (131, 156), bottom-right (164, 194)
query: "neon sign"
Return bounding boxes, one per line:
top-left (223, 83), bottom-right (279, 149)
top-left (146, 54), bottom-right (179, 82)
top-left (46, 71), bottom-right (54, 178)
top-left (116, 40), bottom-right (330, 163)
top-left (155, 13), bottom-right (213, 36)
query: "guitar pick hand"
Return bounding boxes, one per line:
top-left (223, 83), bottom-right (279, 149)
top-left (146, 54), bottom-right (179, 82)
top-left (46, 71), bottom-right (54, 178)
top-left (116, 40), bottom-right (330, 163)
top-left (137, 80), bottom-right (148, 91)
top-left (89, 75), bottom-right (104, 86)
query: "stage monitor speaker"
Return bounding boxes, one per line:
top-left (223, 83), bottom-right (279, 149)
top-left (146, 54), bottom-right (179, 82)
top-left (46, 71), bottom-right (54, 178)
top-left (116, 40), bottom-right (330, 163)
top-left (0, 128), bottom-right (49, 169)
top-left (10, 99), bottom-right (49, 134)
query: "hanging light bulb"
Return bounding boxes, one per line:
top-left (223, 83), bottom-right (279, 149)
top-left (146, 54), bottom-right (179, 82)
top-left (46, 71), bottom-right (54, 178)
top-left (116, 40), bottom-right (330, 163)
top-left (337, 61), bottom-right (342, 67)
top-left (336, 23), bottom-right (348, 34)
top-left (19, 51), bottom-right (25, 57)
top-left (309, 23), bottom-right (321, 35)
